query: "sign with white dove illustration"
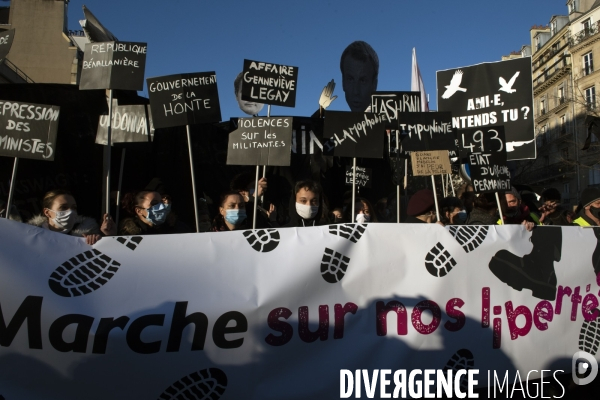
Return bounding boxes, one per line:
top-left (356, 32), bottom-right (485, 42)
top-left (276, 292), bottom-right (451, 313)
top-left (436, 57), bottom-right (534, 160)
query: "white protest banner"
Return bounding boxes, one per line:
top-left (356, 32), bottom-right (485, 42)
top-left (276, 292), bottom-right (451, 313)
top-left (0, 219), bottom-right (599, 399)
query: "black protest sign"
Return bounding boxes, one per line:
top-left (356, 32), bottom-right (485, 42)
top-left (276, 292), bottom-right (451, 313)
top-left (371, 91), bottom-right (421, 128)
top-left (323, 111), bottom-right (385, 158)
top-left (241, 59), bottom-right (298, 108)
top-left (398, 112), bottom-right (454, 152)
top-left (80, 41), bottom-right (147, 90)
top-left (460, 126), bottom-right (511, 193)
top-left (345, 165), bottom-right (372, 188)
top-left (0, 100), bottom-right (59, 161)
top-left (0, 29), bottom-right (15, 61)
top-left (95, 103), bottom-right (154, 145)
top-left (147, 72), bottom-right (221, 129)
top-left (227, 117), bottom-right (293, 166)
top-left (437, 57), bottom-right (534, 160)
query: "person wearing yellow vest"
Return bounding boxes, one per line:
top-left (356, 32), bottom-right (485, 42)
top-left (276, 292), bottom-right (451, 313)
top-left (497, 187), bottom-right (536, 231)
top-left (572, 187), bottom-right (600, 227)
top-left (571, 187), bottom-right (600, 286)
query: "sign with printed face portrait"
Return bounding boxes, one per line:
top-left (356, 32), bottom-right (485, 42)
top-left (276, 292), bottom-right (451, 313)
top-left (227, 117), bottom-right (293, 166)
top-left (0, 100), bottom-right (59, 161)
top-left (241, 59), bottom-right (298, 108)
top-left (147, 72), bottom-right (221, 129)
top-left (80, 41), bottom-right (147, 91)
top-left (323, 111), bottom-right (385, 159)
top-left (437, 57), bottom-right (534, 160)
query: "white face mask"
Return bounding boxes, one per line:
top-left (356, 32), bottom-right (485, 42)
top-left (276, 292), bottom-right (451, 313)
top-left (355, 213), bottom-right (370, 223)
top-left (296, 202), bottom-right (318, 220)
top-left (49, 209), bottom-right (78, 232)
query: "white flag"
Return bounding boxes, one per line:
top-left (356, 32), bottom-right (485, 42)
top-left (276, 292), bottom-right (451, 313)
top-left (411, 47), bottom-right (429, 111)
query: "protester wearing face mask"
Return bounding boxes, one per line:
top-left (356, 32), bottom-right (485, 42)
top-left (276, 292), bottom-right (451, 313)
top-left (211, 192), bottom-right (247, 231)
top-left (285, 180), bottom-right (323, 227)
top-left (348, 198), bottom-right (378, 224)
top-left (230, 172), bottom-right (275, 228)
top-left (440, 197), bottom-right (467, 226)
top-left (573, 187), bottom-right (600, 227)
top-left (28, 189), bottom-right (115, 245)
top-left (499, 187), bottom-right (537, 231)
top-left (119, 191), bottom-right (189, 235)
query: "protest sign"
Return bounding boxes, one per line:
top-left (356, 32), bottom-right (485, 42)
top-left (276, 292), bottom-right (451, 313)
top-left (0, 219), bottom-right (597, 399)
top-left (411, 150), bottom-right (452, 176)
top-left (147, 72), bottom-right (221, 129)
top-left (0, 29), bottom-right (15, 61)
top-left (241, 59), bottom-right (298, 108)
top-left (458, 126), bottom-right (510, 193)
top-left (95, 104), bottom-right (154, 145)
top-left (323, 111), bottom-right (385, 158)
top-left (79, 41), bottom-right (147, 90)
top-left (226, 116), bottom-right (293, 166)
top-left (437, 57), bottom-right (534, 160)
top-left (398, 111), bottom-right (455, 152)
top-left (371, 91), bottom-right (421, 127)
top-left (0, 100), bottom-right (59, 161)
top-left (345, 165), bottom-right (372, 188)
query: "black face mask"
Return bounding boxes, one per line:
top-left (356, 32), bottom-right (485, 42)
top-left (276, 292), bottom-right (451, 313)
top-left (590, 206), bottom-right (600, 219)
top-left (506, 207), bottom-right (518, 217)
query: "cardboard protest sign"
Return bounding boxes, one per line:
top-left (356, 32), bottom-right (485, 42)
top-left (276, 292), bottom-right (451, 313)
top-left (437, 57), bottom-right (534, 160)
top-left (410, 150), bottom-right (452, 176)
top-left (323, 111), bottom-right (385, 158)
top-left (0, 29), bottom-right (15, 61)
top-left (227, 116), bottom-right (293, 166)
top-left (96, 103), bottom-right (154, 145)
top-left (371, 91), bottom-right (421, 127)
top-left (459, 126), bottom-right (510, 193)
top-left (0, 100), bottom-right (59, 161)
top-left (398, 111), bottom-right (454, 152)
top-left (147, 72), bottom-right (221, 129)
top-left (241, 59), bottom-right (298, 108)
top-left (345, 165), bottom-right (372, 188)
top-left (80, 41), bottom-right (147, 90)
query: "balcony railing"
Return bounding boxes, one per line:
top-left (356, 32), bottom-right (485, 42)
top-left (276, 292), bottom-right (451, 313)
top-left (0, 58), bottom-right (35, 83)
top-left (533, 56), bottom-right (571, 88)
top-left (570, 22), bottom-right (600, 47)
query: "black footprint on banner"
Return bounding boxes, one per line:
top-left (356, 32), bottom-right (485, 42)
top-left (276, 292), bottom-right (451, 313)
top-left (158, 368), bottom-right (227, 400)
top-left (448, 226), bottom-right (489, 253)
top-left (444, 349), bottom-right (475, 394)
top-left (425, 243), bottom-right (457, 277)
top-left (328, 223), bottom-right (367, 243)
top-left (321, 248), bottom-right (350, 283)
top-left (48, 249), bottom-right (121, 297)
top-left (243, 229), bottom-right (280, 252)
top-left (579, 310), bottom-right (600, 355)
top-left (115, 236), bottom-right (143, 250)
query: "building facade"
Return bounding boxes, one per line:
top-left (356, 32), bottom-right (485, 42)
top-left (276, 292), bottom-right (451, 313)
top-left (512, 0), bottom-right (600, 207)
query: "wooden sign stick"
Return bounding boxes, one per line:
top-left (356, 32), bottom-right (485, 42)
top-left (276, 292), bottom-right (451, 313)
top-left (186, 125), bottom-right (200, 232)
top-left (4, 157), bottom-right (18, 219)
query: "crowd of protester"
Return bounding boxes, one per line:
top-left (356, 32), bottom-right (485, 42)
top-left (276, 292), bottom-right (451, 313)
top-left (3, 176), bottom-right (600, 245)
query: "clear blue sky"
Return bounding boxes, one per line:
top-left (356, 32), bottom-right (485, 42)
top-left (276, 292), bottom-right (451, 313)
top-left (69, 0), bottom-right (566, 120)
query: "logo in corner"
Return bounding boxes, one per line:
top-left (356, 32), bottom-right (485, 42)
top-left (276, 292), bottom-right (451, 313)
top-left (243, 229), bottom-right (280, 252)
top-left (158, 368), bottom-right (227, 400)
top-left (321, 248), bottom-right (350, 283)
top-left (48, 249), bottom-right (121, 297)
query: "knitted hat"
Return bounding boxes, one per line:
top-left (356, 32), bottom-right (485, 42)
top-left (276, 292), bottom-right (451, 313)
top-left (407, 189), bottom-right (435, 216)
top-left (582, 187), bottom-right (600, 207)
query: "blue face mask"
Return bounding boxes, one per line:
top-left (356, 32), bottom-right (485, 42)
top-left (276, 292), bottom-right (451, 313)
top-left (225, 209), bottom-right (247, 226)
top-left (145, 203), bottom-right (168, 225)
top-left (455, 210), bottom-right (468, 224)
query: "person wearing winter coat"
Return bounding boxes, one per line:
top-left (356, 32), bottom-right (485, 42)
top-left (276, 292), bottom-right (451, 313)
top-left (119, 190), bottom-right (191, 235)
top-left (27, 189), bottom-right (115, 245)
